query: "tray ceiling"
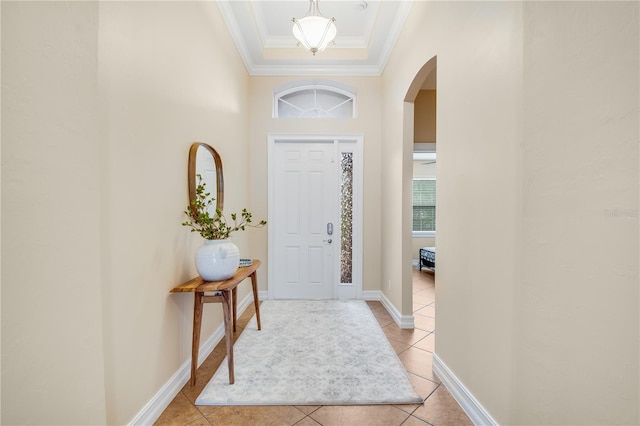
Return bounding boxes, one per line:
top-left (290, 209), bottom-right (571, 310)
top-left (216, 0), bottom-right (413, 75)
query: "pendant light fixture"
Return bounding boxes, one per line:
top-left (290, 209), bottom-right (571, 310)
top-left (292, 0), bottom-right (337, 56)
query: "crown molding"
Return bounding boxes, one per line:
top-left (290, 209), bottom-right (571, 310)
top-left (246, 63), bottom-right (384, 77)
top-left (375, 0), bottom-right (413, 74)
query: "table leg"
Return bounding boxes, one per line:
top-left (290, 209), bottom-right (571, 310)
top-left (221, 289), bottom-right (235, 384)
top-left (232, 286), bottom-right (238, 332)
top-left (190, 291), bottom-right (204, 386)
top-left (250, 271), bottom-right (262, 330)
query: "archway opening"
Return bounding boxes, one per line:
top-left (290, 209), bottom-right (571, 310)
top-left (403, 56), bottom-right (437, 325)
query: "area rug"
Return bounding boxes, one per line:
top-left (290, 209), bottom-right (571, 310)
top-left (195, 299), bottom-right (423, 406)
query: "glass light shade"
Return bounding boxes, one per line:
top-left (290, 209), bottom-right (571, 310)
top-left (292, 1), bottom-right (336, 55)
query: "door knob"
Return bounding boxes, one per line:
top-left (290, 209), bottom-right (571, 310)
top-left (323, 239), bottom-right (332, 244)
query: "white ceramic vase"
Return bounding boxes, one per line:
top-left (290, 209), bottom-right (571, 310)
top-left (195, 239), bottom-right (240, 281)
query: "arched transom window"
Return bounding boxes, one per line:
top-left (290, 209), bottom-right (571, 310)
top-left (274, 81), bottom-right (356, 118)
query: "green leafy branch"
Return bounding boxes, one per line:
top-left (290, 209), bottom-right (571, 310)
top-left (182, 174), bottom-right (266, 240)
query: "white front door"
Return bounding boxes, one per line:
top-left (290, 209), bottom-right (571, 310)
top-left (272, 140), bottom-right (336, 299)
top-left (268, 134), bottom-right (363, 300)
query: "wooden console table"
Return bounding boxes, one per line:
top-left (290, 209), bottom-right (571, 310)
top-left (170, 260), bottom-right (262, 386)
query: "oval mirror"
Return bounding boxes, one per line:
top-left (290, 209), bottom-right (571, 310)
top-left (188, 142), bottom-right (224, 213)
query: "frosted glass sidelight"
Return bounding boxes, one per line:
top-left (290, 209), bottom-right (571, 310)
top-left (340, 152), bottom-right (353, 283)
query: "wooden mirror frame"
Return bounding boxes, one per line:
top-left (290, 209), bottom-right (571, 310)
top-left (188, 142), bottom-right (224, 212)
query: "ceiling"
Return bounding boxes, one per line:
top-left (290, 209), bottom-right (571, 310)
top-left (216, 0), bottom-right (414, 76)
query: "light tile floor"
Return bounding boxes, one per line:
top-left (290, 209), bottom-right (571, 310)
top-left (155, 267), bottom-right (472, 426)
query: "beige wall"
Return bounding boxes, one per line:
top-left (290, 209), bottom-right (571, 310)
top-left (2, 2), bottom-right (252, 424)
top-left (385, 1), bottom-right (638, 425)
top-left (515, 2), bottom-right (638, 424)
top-left (2, 2), bottom-right (107, 423)
top-left (414, 90), bottom-right (436, 142)
top-left (386, 3), bottom-right (523, 421)
top-left (99, 3), bottom-right (254, 423)
top-left (248, 76), bottom-right (383, 293)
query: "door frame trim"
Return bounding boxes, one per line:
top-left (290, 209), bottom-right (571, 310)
top-left (267, 133), bottom-right (364, 300)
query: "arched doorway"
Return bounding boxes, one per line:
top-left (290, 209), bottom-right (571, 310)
top-left (402, 56), bottom-right (438, 323)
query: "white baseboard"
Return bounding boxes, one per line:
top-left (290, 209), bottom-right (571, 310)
top-left (361, 290), bottom-right (381, 301)
top-left (362, 290), bottom-right (415, 329)
top-left (128, 292), bottom-right (259, 426)
top-left (432, 353), bottom-right (498, 426)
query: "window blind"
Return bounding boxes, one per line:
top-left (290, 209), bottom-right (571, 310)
top-left (413, 179), bottom-right (436, 232)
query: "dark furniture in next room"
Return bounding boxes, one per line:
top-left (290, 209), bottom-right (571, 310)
top-left (419, 247), bottom-right (436, 271)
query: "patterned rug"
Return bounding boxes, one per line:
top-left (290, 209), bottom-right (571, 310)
top-left (195, 300), bottom-right (423, 406)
